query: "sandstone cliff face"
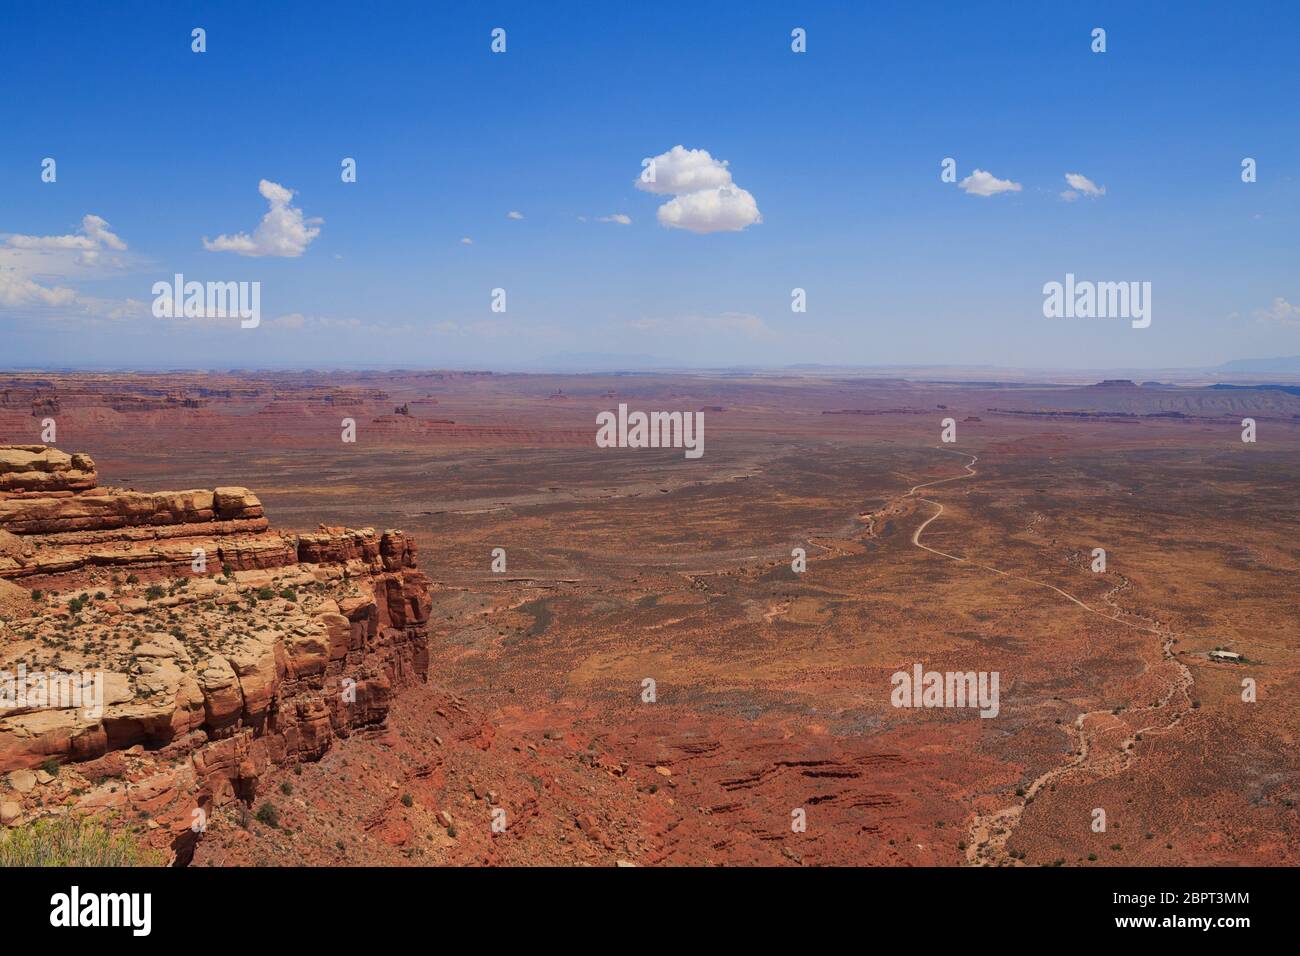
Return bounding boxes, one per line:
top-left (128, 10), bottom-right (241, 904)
top-left (0, 446), bottom-right (431, 862)
top-left (0, 445), bottom-right (97, 493)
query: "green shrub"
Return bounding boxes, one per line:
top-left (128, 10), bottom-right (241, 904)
top-left (0, 815), bottom-right (165, 867)
top-left (254, 803), bottom-right (280, 828)
top-left (145, 585), bottom-right (166, 601)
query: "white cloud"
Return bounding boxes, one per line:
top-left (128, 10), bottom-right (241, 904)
top-left (0, 270), bottom-right (78, 309)
top-left (636, 145), bottom-right (762, 233)
top-left (0, 215), bottom-right (136, 315)
top-left (636, 145), bottom-right (735, 196)
top-left (507, 210), bottom-right (524, 220)
top-left (656, 185), bottom-right (761, 234)
top-left (203, 180), bottom-right (322, 257)
top-left (460, 237), bottom-right (474, 245)
top-left (1253, 297), bottom-right (1300, 327)
top-left (596, 214), bottom-right (631, 225)
top-left (6, 214), bottom-right (127, 256)
top-left (1061, 172), bottom-right (1106, 202)
top-left (958, 169), bottom-right (1022, 197)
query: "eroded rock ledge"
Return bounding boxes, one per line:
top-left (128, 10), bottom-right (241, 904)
top-left (0, 446), bottom-right (432, 863)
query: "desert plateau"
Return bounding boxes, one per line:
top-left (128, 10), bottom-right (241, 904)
top-left (1, 369), bottom-right (1295, 868)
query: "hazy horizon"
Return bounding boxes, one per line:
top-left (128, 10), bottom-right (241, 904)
top-left (5, 354), bottom-right (1300, 384)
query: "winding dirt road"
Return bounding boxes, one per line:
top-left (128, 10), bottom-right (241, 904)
top-left (865, 447), bottom-right (1194, 865)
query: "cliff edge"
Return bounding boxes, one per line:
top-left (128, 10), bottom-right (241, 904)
top-left (0, 446), bottom-right (432, 863)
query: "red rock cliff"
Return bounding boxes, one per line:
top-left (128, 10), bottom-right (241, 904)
top-left (0, 446), bottom-right (432, 863)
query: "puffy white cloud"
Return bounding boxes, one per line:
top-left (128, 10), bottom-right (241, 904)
top-left (635, 145), bottom-right (762, 233)
top-left (0, 215), bottom-right (135, 315)
top-left (635, 145), bottom-right (735, 196)
top-left (655, 184), bottom-right (761, 234)
top-left (1253, 297), bottom-right (1300, 327)
top-left (460, 237), bottom-right (474, 245)
top-left (0, 270), bottom-right (78, 309)
top-left (203, 179), bottom-right (321, 257)
top-left (597, 214), bottom-right (631, 224)
top-left (507, 210), bottom-right (524, 220)
top-left (958, 169), bottom-right (1022, 197)
top-left (5, 214), bottom-right (127, 254)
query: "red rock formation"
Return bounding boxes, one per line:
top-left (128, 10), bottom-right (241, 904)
top-left (0, 445), bottom-right (97, 493)
top-left (0, 445), bottom-right (432, 864)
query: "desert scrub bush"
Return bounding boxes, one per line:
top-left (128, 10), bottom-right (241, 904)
top-left (0, 815), bottom-right (165, 867)
top-left (255, 802), bottom-right (280, 828)
top-left (256, 586), bottom-right (276, 602)
top-left (30, 589), bottom-right (43, 602)
top-left (145, 585), bottom-right (166, 601)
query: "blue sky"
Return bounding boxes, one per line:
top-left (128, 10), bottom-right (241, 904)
top-left (2, 0), bottom-right (1298, 370)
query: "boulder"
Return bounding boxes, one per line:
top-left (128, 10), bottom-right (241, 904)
top-left (7, 768), bottom-right (37, 793)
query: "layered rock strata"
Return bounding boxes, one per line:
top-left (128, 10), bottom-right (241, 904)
top-left (0, 446), bottom-right (431, 862)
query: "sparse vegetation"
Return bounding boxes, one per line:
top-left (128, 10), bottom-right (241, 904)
top-left (0, 815), bottom-right (166, 867)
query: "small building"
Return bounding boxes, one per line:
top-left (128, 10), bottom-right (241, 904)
top-left (1209, 650), bottom-right (1242, 663)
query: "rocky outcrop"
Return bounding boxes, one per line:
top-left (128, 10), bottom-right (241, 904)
top-left (0, 445), bottom-right (96, 493)
top-left (0, 445), bottom-right (432, 863)
top-left (0, 487), bottom-right (266, 536)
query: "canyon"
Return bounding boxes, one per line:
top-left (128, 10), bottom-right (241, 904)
top-left (1, 370), bottom-right (1297, 867)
